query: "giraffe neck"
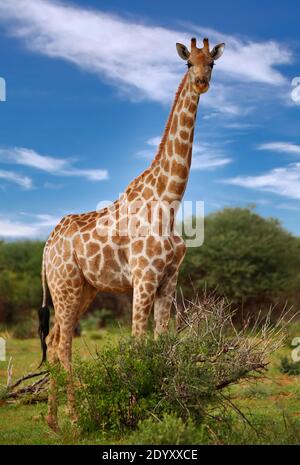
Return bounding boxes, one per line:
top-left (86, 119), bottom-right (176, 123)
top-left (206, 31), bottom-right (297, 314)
top-left (126, 73), bottom-right (200, 204)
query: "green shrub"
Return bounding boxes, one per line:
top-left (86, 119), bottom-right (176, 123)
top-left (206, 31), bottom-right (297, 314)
top-left (239, 382), bottom-right (277, 399)
top-left (279, 356), bottom-right (300, 376)
top-left (88, 331), bottom-right (103, 341)
top-left (12, 318), bottom-right (36, 339)
top-left (128, 414), bottom-right (201, 445)
top-left (67, 293), bottom-right (285, 434)
top-left (81, 309), bottom-right (114, 332)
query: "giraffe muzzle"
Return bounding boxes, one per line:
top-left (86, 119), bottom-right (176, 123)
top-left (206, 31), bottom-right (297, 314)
top-left (194, 78), bottom-right (209, 94)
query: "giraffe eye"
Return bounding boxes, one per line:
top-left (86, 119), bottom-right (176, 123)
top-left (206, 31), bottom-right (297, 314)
top-left (187, 62), bottom-right (193, 69)
top-left (209, 62), bottom-right (215, 69)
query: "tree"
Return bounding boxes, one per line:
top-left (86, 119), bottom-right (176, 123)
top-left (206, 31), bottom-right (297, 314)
top-left (0, 241), bottom-right (44, 323)
top-left (179, 208), bottom-right (300, 310)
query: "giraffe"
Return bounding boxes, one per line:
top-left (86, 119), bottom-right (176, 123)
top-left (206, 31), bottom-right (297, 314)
top-left (38, 37), bottom-right (225, 431)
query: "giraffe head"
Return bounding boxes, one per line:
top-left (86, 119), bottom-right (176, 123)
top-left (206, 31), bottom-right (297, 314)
top-left (176, 37), bottom-right (225, 94)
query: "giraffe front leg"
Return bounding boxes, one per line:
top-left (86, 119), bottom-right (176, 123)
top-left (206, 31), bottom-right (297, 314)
top-left (154, 269), bottom-right (179, 339)
top-left (132, 279), bottom-right (157, 337)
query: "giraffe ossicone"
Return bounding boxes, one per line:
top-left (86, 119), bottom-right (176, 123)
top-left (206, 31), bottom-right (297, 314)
top-left (39, 36), bottom-right (225, 431)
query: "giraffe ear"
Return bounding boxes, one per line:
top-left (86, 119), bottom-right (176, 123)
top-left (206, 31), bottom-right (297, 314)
top-left (210, 43), bottom-right (225, 60)
top-left (176, 43), bottom-right (190, 61)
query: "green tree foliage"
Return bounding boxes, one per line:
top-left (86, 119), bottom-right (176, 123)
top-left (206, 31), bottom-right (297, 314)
top-left (0, 241), bottom-right (44, 323)
top-left (179, 208), bottom-right (300, 308)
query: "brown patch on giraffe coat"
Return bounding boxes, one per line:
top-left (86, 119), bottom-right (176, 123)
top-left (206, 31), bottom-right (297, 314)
top-left (185, 116), bottom-right (194, 128)
top-left (138, 256), bottom-right (149, 268)
top-left (164, 239), bottom-right (172, 251)
top-left (146, 174), bottom-right (154, 184)
top-left (143, 187), bottom-right (153, 200)
top-left (103, 245), bottom-right (114, 260)
top-left (134, 312), bottom-right (142, 321)
top-left (174, 138), bottom-right (189, 158)
top-left (54, 256), bottom-right (62, 267)
top-left (171, 160), bottom-right (188, 179)
top-left (154, 166), bottom-right (160, 176)
top-left (92, 254), bottom-right (101, 270)
top-left (144, 269), bottom-right (156, 282)
top-left (146, 236), bottom-right (162, 256)
top-left (179, 112), bottom-right (187, 127)
top-left (145, 282), bottom-right (155, 293)
top-left (86, 242), bottom-right (100, 256)
top-left (62, 240), bottom-right (71, 257)
top-left (132, 240), bottom-right (143, 254)
top-left (170, 114), bottom-right (178, 135)
top-left (112, 235), bottom-right (130, 246)
top-left (157, 174), bottom-right (168, 196)
top-left (134, 268), bottom-right (142, 279)
top-left (180, 130), bottom-right (189, 141)
top-left (50, 249), bottom-right (55, 260)
top-left (173, 236), bottom-right (182, 244)
top-left (169, 180), bottom-right (184, 196)
top-left (184, 97), bottom-right (191, 108)
top-left (153, 258), bottom-right (165, 272)
top-left (167, 140), bottom-right (173, 157)
top-left (76, 220), bottom-right (88, 228)
top-left (189, 102), bottom-right (197, 113)
top-left (166, 251), bottom-right (174, 262)
top-left (127, 190), bottom-right (139, 201)
top-left (175, 244), bottom-right (186, 261)
top-left (179, 112), bottom-right (193, 129)
top-left (162, 159), bottom-right (170, 171)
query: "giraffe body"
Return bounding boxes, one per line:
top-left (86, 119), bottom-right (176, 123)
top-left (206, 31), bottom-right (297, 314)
top-left (41, 37), bottom-right (225, 430)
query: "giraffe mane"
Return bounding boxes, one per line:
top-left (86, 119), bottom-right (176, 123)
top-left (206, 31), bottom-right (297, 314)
top-left (152, 72), bottom-right (189, 165)
top-left (125, 72), bottom-right (189, 194)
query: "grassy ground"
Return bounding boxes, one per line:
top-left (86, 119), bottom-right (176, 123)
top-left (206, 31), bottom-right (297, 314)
top-left (0, 323), bottom-right (299, 445)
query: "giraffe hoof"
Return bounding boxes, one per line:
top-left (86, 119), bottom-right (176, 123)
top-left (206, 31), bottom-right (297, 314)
top-left (46, 415), bottom-right (60, 433)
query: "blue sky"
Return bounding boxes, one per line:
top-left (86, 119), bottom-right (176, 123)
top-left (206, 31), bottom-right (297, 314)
top-left (0, 0), bottom-right (299, 238)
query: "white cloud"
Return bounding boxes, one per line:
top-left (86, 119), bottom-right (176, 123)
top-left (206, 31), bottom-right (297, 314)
top-left (0, 0), bottom-right (292, 110)
top-left (0, 146), bottom-right (68, 171)
top-left (0, 213), bottom-right (62, 238)
top-left (192, 143), bottom-right (232, 170)
top-left (275, 203), bottom-right (300, 212)
top-left (0, 218), bottom-right (37, 238)
top-left (136, 137), bottom-right (162, 159)
top-left (137, 137), bottom-right (232, 170)
top-left (224, 163), bottom-right (300, 200)
top-left (258, 142), bottom-right (300, 156)
top-left (20, 212), bottom-right (61, 227)
top-left (0, 169), bottom-right (32, 189)
top-left (0, 147), bottom-right (109, 181)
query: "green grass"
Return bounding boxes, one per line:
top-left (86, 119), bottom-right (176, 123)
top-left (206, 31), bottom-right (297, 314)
top-left (0, 323), bottom-right (300, 445)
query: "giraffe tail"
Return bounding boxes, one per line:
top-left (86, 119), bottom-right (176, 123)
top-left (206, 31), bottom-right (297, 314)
top-left (38, 246), bottom-right (50, 367)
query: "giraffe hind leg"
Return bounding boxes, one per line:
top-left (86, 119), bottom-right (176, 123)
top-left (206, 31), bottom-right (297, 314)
top-left (45, 322), bottom-right (60, 431)
top-left (45, 267), bottom-right (84, 429)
